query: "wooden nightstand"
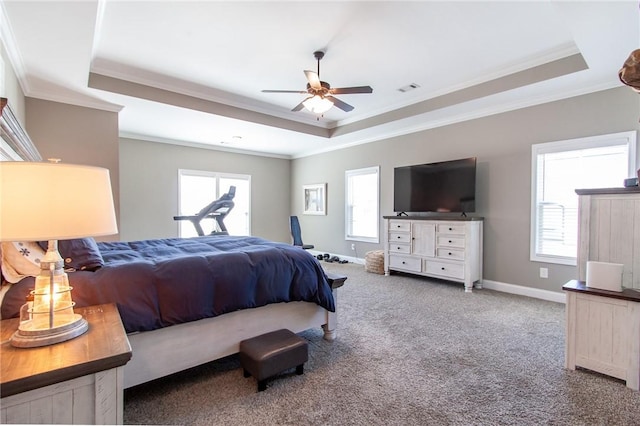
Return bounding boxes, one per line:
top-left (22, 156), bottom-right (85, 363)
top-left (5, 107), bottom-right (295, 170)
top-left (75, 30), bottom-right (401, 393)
top-left (1, 303), bottom-right (132, 424)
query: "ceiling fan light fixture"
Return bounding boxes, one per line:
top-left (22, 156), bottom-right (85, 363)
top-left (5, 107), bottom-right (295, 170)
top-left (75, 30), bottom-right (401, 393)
top-left (303, 95), bottom-right (333, 114)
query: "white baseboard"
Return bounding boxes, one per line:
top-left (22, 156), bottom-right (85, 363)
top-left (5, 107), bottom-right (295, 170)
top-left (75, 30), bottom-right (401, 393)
top-left (340, 255), bottom-right (364, 265)
top-left (480, 279), bottom-right (566, 304)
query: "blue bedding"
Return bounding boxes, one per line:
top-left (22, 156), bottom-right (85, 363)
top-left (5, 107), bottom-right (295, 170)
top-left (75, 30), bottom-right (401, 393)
top-left (1, 236), bottom-right (335, 333)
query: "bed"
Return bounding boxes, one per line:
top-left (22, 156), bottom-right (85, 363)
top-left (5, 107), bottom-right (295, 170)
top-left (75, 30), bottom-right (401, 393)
top-left (0, 235), bottom-right (340, 388)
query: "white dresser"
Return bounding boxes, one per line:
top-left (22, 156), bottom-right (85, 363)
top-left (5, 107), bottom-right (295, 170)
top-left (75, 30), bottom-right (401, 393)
top-left (383, 216), bottom-right (483, 292)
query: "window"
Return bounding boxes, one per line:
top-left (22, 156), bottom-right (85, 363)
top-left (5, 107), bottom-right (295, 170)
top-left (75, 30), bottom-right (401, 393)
top-left (178, 169), bottom-right (251, 237)
top-left (531, 131), bottom-right (636, 265)
top-left (345, 166), bottom-right (380, 243)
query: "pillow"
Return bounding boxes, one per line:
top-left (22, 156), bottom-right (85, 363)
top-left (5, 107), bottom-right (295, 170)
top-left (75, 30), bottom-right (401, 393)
top-left (38, 238), bottom-right (104, 271)
top-left (0, 241), bottom-right (45, 283)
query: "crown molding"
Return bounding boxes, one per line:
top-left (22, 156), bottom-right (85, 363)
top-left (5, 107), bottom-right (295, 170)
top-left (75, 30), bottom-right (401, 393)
top-left (119, 131), bottom-right (292, 160)
top-left (0, 1), bottom-right (29, 96)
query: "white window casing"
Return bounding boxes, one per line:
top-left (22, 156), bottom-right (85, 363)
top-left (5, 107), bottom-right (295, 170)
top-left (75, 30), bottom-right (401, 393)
top-left (178, 169), bottom-right (251, 237)
top-left (345, 166), bottom-right (380, 243)
top-left (530, 131), bottom-right (636, 266)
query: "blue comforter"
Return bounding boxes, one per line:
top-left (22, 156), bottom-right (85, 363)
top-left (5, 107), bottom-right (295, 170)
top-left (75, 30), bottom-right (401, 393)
top-left (2, 236), bottom-right (335, 333)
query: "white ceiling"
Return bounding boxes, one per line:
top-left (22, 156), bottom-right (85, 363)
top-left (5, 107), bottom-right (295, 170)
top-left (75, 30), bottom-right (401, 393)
top-left (1, 1), bottom-right (638, 159)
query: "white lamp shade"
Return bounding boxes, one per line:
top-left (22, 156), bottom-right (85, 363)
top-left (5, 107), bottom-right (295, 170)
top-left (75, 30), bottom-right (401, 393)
top-left (0, 162), bottom-right (118, 241)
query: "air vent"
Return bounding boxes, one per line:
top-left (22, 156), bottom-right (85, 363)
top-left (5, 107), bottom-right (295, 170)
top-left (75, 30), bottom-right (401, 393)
top-left (398, 83), bottom-right (421, 93)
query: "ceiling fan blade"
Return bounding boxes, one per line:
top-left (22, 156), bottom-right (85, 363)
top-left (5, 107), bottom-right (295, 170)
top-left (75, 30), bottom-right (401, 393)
top-left (291, 100), bottom-right (307, 112)
top-left (326, 96), bottom-right (354, 112)
top-left (304, 70), bottom-right (322, 90)
top-left (262, 89), bottom-right (308, 94)
top-left (330, 86), bottom-right (373, 94)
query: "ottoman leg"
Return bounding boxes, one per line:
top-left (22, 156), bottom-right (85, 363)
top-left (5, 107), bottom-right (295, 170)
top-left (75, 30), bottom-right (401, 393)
top-left (243, 369), bottom-right (250, 378)
top-left (258, 380), bottom-right (267, 392)
top-left (296, 364), bottom-right (304, 375)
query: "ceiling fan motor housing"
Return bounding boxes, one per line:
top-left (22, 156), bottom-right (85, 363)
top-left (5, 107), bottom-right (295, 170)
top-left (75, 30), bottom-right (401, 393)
top-left (306, 81), bottom-right (331, 95)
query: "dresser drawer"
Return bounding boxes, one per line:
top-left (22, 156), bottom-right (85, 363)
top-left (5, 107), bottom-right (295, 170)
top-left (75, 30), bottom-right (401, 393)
top-left (436, 247), bottom-right (465, 261)
top-left (389, 232), bottom-right (411, 243)
top-left (437, 223), bottom-right (466, 234)
top-left (389, 255), bottom-right (422, 272)
top-left (389, 243), bottom-right (410, 254)
top-left (389, 220), bottom-right (410, 232)
top-left (437, 235), bottom-right (465, 248)
top-left (425, 260), bottom-right (465, 280)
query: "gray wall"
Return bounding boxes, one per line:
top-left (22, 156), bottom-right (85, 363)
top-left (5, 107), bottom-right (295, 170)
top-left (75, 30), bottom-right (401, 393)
top-left (25, 98), bottom-right (121, 241)
top-left (292, 87), bottom-right (640, 293)
top-left (119, 138), bottom-right (291, 242)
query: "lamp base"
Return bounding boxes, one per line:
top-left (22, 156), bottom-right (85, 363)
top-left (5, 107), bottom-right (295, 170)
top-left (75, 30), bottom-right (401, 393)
top-left (10, 314), bottom-right (89, 348)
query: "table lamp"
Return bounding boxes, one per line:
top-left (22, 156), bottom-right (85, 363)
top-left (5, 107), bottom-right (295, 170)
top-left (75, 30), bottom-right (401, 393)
top-left (0, 160), bottom-right (118, 348)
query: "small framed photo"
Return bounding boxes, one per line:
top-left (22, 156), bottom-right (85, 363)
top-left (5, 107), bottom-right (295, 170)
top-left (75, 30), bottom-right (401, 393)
top-left (303, 183), bottom-right (326, 215)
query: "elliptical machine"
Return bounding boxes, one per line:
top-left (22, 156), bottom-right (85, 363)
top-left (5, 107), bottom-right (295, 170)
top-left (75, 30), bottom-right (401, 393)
top-left (173, 186), bottom-right (236, 236)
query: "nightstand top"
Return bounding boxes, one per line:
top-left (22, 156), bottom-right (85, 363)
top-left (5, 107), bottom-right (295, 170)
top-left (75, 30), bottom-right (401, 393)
top-left (1, 303), bottom-right (132, 398)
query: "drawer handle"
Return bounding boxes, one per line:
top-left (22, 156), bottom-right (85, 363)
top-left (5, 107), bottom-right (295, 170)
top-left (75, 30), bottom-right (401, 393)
top-left (402, 261), bottom-right (406, 264)
top-left (449, 240), bottom-right (452, 243)
top-left (441, 267), bottom-right (446, 271)
top-left (448, 252), bottom-right (452, 256)
top-left (448, 227), bottom-right (453, 231)
top-left (397, 236), bottom-right (401, 239)
top-left (397, 247), bottom-right (401, 250)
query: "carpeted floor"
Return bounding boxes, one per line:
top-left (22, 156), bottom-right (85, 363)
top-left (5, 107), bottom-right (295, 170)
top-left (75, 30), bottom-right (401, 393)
top-left (124, 262), bottom-right (640, 425)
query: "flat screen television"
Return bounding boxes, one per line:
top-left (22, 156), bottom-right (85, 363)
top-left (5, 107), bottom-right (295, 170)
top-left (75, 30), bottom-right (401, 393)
top-left (393, 157), bottom-right (476, 214)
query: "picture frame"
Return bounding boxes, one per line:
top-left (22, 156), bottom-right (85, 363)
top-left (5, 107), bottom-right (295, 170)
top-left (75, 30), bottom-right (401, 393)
top-left (303, 183), bottom-right (326, 215)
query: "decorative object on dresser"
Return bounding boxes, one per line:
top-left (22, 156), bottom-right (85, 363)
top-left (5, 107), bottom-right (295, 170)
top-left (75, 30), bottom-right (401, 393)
top-left (0, 160), bottom-right (118, 348)
top-left (619, 48), bottom-right (640, 92)
top-left (383, 216), bottom-right (483, 292)
top-left (585, 261), bottom-right (623, 292)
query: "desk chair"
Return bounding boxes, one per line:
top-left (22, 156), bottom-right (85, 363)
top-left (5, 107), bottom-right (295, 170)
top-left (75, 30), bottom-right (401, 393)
top-left (290, 216), bottom-right (314, 250)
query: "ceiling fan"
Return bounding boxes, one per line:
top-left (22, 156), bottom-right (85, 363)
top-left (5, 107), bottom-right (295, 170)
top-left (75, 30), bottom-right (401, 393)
top-left (262, 51), bottom-right (373, 114)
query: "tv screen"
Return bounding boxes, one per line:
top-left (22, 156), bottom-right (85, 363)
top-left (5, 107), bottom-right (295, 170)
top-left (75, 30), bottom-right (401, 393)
top-left (393, 157), bottom-right (476, 214)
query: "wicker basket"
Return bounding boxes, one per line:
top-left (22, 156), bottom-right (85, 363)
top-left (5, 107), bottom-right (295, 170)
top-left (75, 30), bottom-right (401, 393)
top-left (364, 250), bottom-right (385, 275)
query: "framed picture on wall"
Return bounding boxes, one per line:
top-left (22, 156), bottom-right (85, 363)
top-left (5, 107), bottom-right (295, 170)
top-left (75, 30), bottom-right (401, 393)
top-left (303, 183), bottom-right (326, 215)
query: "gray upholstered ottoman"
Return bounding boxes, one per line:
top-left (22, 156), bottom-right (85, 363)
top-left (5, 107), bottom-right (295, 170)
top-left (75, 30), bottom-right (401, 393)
top-left (239, 329), bottom-right (308, 392)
